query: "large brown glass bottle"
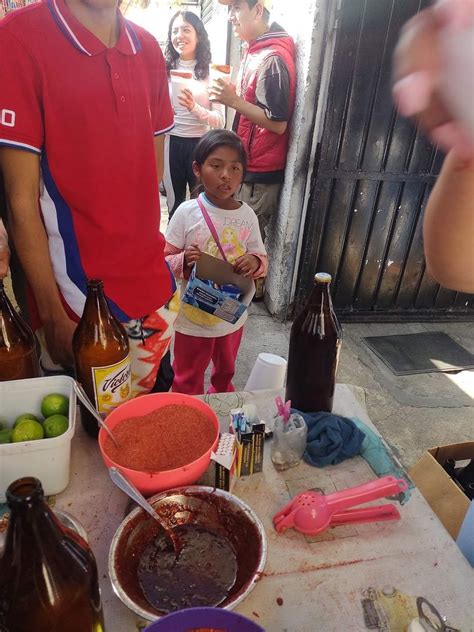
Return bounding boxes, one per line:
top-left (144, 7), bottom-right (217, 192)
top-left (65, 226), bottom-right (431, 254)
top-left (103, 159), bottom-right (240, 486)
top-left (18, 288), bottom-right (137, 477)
top-left (286, 272), bottom-right (343, 412)
top-left (73, 279), bottom-right (131, 437)
top-left (0, 477), bottom-right (105, 632)
top-left (0, 279), bottom-right (40, 381)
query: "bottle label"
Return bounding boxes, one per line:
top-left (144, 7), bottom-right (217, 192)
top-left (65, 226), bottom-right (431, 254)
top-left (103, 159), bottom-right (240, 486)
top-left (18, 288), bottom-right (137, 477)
top-left (91, 356), bottom-right (132, 415)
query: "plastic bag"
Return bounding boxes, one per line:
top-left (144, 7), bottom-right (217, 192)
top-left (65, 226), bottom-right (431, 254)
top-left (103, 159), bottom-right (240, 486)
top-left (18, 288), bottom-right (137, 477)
top-left (271, 412), bottom-right (307, 472)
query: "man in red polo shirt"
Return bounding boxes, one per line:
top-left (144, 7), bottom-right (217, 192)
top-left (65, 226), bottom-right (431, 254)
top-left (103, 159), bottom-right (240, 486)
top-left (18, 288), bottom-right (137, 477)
top-left (0, 0), bottom-right (177, 393)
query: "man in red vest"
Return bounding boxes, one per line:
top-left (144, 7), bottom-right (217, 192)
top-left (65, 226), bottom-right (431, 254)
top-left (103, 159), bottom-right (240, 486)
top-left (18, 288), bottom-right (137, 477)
top-left (211, 0), bottom-right (296, 295)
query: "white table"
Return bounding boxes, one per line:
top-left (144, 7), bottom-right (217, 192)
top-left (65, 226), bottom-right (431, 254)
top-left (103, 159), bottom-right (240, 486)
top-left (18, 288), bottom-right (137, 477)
top-left (54, 385), bottom-right (474, 632)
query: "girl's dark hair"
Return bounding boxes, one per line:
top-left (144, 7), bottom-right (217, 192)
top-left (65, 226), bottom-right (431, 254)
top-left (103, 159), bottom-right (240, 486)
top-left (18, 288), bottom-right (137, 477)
top-left (193, 130), bottom-right (248, 173)
top-left (165, 11), bottom-right (212, 81)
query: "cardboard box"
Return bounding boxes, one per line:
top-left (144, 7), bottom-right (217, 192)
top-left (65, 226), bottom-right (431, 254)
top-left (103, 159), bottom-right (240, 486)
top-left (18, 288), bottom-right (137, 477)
top-left (182, 253), bottom-right (254, 324)
top-left (211, 433), bottom-right (238, 492)
top-left (239, 430), bottom-right (254, 476)
top-left (251, 422), bottom-right (265, 473)
top-left (228, 412), bottom-right (266, 477)
top-left (410, 441), bottom-right (473, 539)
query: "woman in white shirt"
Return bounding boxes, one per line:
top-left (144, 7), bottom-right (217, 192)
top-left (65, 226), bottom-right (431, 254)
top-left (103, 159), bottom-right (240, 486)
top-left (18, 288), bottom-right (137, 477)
top-left (164, 11), bottom-right (225, 219)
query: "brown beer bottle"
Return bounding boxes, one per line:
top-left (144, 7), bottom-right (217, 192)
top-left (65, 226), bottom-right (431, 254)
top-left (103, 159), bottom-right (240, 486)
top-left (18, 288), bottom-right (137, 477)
top-left (0, 279), bottom-right (40, 381)
top-left (286, 273), bottom-right (342, 412)
top-left (73, 279), bottom-right (131, 437)
top-left (0, 477), bottom-right (105, 632)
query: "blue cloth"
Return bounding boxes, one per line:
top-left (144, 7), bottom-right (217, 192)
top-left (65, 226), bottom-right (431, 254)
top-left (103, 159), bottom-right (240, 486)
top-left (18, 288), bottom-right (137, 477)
top-left (297, 410), bottom-right (366, 467)
top-left (352, 417), bottom-right (413, 505)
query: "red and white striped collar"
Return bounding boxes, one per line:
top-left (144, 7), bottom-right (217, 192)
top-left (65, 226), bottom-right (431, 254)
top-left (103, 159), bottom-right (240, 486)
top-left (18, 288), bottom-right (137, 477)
top-left (46, 0), bottom-right (141, 56)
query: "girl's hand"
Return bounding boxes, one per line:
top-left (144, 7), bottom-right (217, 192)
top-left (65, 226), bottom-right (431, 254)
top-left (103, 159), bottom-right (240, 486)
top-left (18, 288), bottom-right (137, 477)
top-left (233, 254), bottom-right (260, 277)
top-left (178, 88), bottom-right (196, 112)
top-left (184, 244), bottom-right (202, 267)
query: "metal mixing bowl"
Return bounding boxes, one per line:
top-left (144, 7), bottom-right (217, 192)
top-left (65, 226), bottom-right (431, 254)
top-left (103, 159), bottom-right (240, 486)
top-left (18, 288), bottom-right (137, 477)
top-left (0, 508), bottom-right (88, 548)
top-left (108, 486), bottom-right (267, 621)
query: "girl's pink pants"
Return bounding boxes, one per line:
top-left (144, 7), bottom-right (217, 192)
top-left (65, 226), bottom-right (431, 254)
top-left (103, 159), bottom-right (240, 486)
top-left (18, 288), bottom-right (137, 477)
top-left (172, 328), bottom-right (244, 395)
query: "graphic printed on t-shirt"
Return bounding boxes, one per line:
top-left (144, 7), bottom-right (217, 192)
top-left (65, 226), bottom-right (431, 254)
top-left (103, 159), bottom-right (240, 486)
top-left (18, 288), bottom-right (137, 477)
top-left (186, 215), bottom-right (255, 326)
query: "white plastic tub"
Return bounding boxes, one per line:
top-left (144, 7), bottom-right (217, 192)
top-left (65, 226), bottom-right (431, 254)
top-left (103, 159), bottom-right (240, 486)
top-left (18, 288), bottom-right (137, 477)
top-left (0, 375), bottom-right (76, 502)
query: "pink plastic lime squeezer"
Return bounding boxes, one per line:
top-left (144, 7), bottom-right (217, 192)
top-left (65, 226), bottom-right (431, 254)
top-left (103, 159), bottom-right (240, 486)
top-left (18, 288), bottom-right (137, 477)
top-left (273, 476), bottom-right (409, 536)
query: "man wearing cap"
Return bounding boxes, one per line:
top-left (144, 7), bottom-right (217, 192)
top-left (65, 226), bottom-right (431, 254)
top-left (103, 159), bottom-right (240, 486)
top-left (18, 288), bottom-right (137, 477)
top-left (0, 0), bottom-right (177, 393)
top-left (211, 0), bottom-right (296, 249)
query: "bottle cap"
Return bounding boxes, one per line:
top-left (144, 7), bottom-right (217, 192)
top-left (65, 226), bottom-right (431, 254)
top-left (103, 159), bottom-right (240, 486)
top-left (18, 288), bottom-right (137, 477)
top-left (87, 279), bottom-right (104, 289)
top-left (314, 272), bottom-right (332, 284)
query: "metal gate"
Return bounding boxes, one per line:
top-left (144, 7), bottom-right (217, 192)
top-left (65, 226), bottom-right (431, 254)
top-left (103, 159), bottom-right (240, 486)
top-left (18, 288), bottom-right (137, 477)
top-left (295, 0), bottom-right (474, 321)
top-left (201, 0), bottom-right (214, 25)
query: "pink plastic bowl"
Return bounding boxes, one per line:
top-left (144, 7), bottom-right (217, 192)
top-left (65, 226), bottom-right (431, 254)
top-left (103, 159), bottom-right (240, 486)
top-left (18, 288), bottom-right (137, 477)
top-left (98, 393), bottom-right (219, 496)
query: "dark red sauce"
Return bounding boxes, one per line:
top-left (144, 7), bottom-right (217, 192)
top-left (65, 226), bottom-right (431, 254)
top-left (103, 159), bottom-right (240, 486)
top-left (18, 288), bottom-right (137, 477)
top-left (114, 491), bottom-right (263, 616)
top-left (138, 524), bottom-right (237, 612)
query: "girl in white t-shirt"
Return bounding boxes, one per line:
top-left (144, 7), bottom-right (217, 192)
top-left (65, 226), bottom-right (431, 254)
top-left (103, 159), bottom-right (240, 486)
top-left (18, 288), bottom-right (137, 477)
top-left (163, 11), bottom-right (225, 219)
top-left (165, 130), bottom-right (268, 395)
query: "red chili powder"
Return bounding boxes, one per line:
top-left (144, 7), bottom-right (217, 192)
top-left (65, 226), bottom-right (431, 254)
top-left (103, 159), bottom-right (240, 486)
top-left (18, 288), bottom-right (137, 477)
top-left (104, 405), bottom-right (217, 472)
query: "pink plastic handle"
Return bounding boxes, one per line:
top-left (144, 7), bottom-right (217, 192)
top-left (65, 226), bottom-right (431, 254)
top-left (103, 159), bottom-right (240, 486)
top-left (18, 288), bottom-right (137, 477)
top-left (325, 476), bottom-right (408, 514)
top-left (275, 396), bottom-right (285, 417)
top-left (330, 503), bottom-right (400, 527)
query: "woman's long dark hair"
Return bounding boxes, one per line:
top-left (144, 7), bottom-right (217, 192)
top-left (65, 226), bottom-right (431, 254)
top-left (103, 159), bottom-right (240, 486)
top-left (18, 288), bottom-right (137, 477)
top-left (165, 11), bottom-right (212, 81)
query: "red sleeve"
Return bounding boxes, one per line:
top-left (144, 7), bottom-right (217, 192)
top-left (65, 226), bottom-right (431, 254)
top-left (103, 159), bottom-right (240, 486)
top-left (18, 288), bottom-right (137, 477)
top-left (146, 37), bottom-right (174, 136)
top-left (0, 28), bottom-right (43, 154)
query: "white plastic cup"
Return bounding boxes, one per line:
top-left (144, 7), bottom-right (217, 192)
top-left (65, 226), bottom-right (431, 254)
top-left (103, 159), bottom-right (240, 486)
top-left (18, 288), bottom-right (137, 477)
top-left (208, 64), bottom-right (232, 101)
top-left (244, 353), bottom-right (287, 391)
top-left (170, 70), bottom-right (193, 108)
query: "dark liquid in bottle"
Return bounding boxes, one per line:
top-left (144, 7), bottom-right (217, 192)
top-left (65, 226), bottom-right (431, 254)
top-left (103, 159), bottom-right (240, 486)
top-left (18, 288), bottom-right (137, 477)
top-left (0, 280), bottom-right (40, 381)
top-left (0, 477), bottom-right (105, 632)
top-left (73, 279), bottom-right (131, 438)
top-left (286, 273), bottom-right (342, 412)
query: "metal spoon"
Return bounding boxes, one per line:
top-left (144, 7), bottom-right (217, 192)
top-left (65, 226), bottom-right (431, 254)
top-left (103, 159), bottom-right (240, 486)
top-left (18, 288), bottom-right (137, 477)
top-left (108, 466), bottom-right (181, 555)
top-left (73, 380), bottom-right (120, 447)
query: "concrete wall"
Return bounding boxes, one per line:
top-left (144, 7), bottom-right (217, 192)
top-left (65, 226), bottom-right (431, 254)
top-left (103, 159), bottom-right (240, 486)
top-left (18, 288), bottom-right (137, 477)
top-left (203, 2), bottom-right (229, 67)
top-left (265, 0), bottom-right (338, 318)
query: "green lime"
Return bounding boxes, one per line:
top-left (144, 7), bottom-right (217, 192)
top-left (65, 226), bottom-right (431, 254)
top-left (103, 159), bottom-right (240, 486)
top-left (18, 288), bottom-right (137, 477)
top-left (41, 393), bottom-right (69, 418)
top-left (0, 428), bottom-right (12, 444)
top-left (11, 420), bottom-right (44, 443)
top-left (43, 414), bottom-right (69, 439)
top-left (13, 413), bottom-right (40, 428)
